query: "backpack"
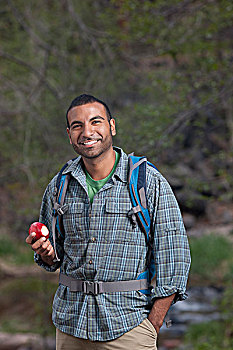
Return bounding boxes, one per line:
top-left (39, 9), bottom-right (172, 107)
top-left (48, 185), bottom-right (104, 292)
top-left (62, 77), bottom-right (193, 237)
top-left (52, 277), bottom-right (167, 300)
top-left (52, 154), bottom-right (157, 295)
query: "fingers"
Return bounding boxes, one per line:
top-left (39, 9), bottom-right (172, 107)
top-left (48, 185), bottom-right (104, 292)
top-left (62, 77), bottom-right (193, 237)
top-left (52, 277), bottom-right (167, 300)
top-left (26, 233), bottom-right (53, 255)
top-left (37, 240), bottom-right (56, 264)
top-left (32, 237), bottom-right (54, 258)
top-left (31, 236), bottom-right (46, 250)
top-left (26, 231), bottom-right (55, 265)
top-left (41, 244), bottom-right (55, 258)
top-left (25, 232), bottom-right (37, 245)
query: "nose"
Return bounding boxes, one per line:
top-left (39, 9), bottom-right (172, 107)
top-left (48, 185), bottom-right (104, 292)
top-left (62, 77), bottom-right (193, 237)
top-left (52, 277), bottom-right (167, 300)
top-left (81, 123), bottom-right (94, 138)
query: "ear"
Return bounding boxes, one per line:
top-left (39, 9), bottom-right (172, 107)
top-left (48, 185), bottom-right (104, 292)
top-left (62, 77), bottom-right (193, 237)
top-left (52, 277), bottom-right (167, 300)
top-left (66, 127), bottom-right (72, 144)
top-left (110, 118), bottom-right (116, 136)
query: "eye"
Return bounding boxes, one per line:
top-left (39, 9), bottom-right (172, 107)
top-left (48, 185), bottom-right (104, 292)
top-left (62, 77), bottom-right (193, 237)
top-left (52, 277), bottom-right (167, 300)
top-left (72, 124), bottom-right (82, 129)
top-left (92, 120), bottom-right (101, 125)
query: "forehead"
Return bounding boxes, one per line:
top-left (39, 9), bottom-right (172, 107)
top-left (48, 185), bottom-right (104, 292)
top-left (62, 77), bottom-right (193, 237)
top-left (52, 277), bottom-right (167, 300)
top-left (67, 102), bottom-right (107, 122)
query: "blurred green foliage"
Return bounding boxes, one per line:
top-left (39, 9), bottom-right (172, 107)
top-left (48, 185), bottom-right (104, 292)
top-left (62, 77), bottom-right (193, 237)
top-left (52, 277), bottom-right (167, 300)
top-left (189, 234), bottom-right (233, 284)
top-left (0, 235), bottom-right (34, 265)
top-left (1, 1), bottom-right (232, 232)
top-left (181, 283), bottom-right (233, 350)
top-left (180, 235), bottom-right (233, 349)
top-left (0, 277), bottom-right (56, 335)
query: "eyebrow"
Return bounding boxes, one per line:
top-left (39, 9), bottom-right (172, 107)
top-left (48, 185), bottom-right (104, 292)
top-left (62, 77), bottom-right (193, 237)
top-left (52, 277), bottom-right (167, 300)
top-left (70, 115), bottom-right (105, 128)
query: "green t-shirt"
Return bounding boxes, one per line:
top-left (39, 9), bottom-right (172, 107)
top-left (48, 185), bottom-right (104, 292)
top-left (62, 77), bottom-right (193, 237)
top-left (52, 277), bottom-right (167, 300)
top-left (85, 151), bottom-right (120, 203)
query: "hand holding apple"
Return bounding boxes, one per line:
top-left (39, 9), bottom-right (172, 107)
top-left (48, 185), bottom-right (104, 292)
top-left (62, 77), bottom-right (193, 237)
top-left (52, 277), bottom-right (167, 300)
top-left (26, 222), bottom-right (55, 265)
top-left (28, 222), bottom-right (49, 240)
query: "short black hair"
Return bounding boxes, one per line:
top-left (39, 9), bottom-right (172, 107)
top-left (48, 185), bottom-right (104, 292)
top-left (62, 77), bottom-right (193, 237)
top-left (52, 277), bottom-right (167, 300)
top-left (66, 94), bottom-right (112, 128)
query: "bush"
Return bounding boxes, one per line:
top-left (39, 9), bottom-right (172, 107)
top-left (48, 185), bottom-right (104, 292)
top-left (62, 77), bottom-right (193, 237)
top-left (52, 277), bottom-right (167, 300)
top-left (189, 234), bottom-right (233, 284)
top-left (180, 284), bottom-right (233, 350)
top-left (0, 235), bottom-right (34, 265)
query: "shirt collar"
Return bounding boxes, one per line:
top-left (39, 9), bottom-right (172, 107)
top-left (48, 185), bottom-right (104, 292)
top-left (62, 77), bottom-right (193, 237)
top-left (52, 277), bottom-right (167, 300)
top-left (62, 146), bottom-right (128, 184)
top-left (112, 146), bottom-right (128, 183)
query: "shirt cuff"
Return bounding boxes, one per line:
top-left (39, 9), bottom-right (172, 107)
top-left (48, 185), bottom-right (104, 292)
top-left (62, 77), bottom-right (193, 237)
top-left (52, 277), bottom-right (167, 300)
top-left (150, 285), bottom-right (188, 304)
top-left (34, 253), bottom-right (61, 272)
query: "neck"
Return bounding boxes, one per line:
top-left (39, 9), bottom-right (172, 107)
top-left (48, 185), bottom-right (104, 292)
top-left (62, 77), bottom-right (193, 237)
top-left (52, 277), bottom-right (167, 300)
top-left (82, 147), bottom-right (116, 180)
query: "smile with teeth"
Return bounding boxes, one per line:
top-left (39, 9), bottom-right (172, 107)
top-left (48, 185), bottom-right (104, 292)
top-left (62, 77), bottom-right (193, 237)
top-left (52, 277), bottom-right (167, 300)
top-left (81, 140), bottom-right (100, 146)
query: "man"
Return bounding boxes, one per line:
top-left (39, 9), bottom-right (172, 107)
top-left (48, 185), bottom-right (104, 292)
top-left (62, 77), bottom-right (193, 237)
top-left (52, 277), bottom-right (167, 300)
top-left (26, 94), bottom-right (191, 350)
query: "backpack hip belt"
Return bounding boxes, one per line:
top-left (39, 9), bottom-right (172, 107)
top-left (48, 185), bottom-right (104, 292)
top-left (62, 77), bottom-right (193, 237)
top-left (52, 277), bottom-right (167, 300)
top-left (59, 273), bottom-right (149, 295)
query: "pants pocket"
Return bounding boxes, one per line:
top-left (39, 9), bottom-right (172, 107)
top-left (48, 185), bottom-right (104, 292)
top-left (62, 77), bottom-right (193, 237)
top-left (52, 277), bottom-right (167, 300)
top-left (142, 318), bottom-right (157, 338)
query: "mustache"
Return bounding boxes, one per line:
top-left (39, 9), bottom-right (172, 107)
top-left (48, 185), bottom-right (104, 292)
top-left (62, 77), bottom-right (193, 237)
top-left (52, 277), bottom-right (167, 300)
top-left (78, 137), bottom-right (102, 143)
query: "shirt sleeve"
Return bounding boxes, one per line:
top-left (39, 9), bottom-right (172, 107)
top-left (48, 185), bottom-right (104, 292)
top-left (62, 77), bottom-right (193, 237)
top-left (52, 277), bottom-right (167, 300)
top-left (150, 175), bottom-right (191, 303)
top-left (34, 181), bottom-right (64, 272)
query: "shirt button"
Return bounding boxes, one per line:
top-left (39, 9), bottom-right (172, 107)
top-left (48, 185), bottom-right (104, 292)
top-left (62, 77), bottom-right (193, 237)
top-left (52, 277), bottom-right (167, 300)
top-left (89, 260), bottom-right (93, 264)
top-left (91, 237), bottom-right (96, 242)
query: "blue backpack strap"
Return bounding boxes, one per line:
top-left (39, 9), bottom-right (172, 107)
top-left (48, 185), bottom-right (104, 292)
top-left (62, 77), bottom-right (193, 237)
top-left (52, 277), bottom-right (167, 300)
top-left (147, 161), bottom-right (158, 171)
top-left (128, 154), bottom-right (157, 294)
top-left (51, 159), bottom-right (75, 261)
top-left (128, 156), bottom-right (150, 239)
top-left (54, 173), bottom-right (70, 239)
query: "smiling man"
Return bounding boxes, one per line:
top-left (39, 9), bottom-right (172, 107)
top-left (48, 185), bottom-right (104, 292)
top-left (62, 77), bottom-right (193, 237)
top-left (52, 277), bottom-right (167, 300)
top-left (26, 94), bottom-right (191, 350)
top-left (66, 100), bottom-right (116, 180)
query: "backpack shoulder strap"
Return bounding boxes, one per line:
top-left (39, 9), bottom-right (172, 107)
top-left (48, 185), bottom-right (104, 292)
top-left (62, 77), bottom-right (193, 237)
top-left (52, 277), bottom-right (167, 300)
top-left (128, 155), bottom-right (150, 240)
top-left (51, 159), bottom-right (75, 261)
top-left (128, 154), bottom-right (157, 293)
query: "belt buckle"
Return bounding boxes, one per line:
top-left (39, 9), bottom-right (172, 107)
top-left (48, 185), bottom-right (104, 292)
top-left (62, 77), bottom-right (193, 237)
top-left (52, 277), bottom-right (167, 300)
top-left (70, 280), bottom-right (77, 292)
top-left (83, 281), bottom-right (102, 295)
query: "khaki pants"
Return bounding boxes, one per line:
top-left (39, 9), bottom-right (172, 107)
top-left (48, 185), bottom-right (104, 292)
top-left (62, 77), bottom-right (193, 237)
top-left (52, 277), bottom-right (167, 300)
top-left (56, 319), bottom-right (157, 350)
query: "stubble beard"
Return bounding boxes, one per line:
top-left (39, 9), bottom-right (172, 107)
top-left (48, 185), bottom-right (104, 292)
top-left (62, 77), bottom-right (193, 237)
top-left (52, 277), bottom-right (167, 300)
top-left (71, 133), bottom-right (113, 159)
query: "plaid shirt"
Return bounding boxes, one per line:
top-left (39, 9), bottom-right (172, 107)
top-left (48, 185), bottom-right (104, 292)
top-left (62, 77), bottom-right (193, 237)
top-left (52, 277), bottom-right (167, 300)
top-left (35, 147), bottom-right (191, 341)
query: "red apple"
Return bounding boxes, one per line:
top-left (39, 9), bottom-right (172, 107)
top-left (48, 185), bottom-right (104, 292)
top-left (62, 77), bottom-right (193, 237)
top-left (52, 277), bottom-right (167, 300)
top-left (29, 222), bottom-right (49, 240)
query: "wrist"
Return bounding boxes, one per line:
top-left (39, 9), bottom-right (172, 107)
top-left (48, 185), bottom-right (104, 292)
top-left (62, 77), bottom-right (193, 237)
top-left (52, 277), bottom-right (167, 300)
top-left (148, 294), bottom-right (176, 333)
top-left (148, 314), bottom-right (163, 333)
top-left (41, 254), bottom-right (56, 266)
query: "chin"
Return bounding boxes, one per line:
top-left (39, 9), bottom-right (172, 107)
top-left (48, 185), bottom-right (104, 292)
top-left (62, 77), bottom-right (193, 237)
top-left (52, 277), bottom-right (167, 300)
top-left (82, 151), bottom-right (104, 159)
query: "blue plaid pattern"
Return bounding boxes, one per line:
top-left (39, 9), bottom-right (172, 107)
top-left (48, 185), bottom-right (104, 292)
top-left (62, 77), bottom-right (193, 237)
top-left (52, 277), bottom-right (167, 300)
top-left (35, 147), bottom-right (191, 341)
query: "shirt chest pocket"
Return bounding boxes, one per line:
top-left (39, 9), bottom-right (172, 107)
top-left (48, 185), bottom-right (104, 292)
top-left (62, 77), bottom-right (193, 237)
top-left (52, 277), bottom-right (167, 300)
top-left (104, 199), bottom-right (138, 243)
top-left (63, 202), bottom-right (86, 240)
